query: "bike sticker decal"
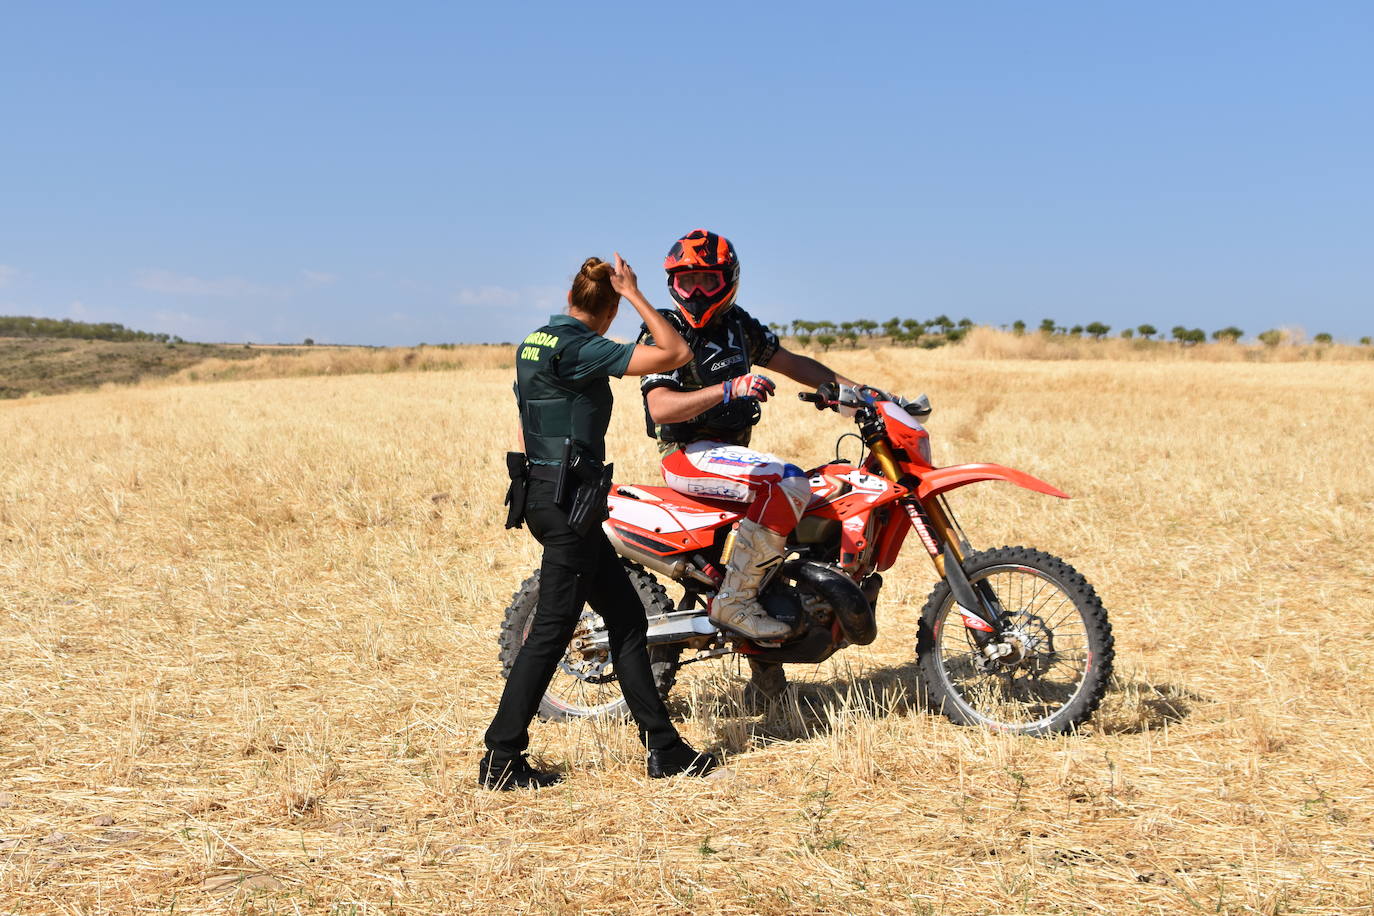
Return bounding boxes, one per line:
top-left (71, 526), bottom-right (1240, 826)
top-left (903, 502), bottom-right (941, 557)
top-left (706, 454), bottom-right (769, 468)
top-left (957, 605), bottom-right (995, 632)
top-left (687, 480), bottom-right (750, 500)
top-left (841, 471), bottom-right (892, 493)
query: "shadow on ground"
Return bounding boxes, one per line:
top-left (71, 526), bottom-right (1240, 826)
top-left (664, 662), bottom-right (1204, 752)
top-left (1090, 677), bottom-right (1206, 735)
top-left (666, 660), bottom-right (929, 754)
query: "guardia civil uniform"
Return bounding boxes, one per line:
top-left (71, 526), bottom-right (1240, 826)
top-left (483, 314), bottom-right (681, 765)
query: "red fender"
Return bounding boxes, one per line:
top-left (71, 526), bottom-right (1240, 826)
top-left (915, 463), bottom-right (1069, 500)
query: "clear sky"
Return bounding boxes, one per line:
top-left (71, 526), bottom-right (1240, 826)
top-left (2, 2), bottom-right (1370, 345)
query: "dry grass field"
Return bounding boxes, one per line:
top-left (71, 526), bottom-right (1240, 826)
top-left (2, 347), bottom-right (1373, 914)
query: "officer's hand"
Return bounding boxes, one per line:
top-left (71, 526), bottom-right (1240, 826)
top-left (724, 374), bottom-right (776, 404)
top-left (610, 252), bottom-right (639, 296)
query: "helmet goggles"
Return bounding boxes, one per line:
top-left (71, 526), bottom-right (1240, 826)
top-left (670, 269), bottom-right (725, 299)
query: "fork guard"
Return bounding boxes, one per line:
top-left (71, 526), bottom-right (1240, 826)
top-left (786, 560), bottom-right (876, 647)
top-left (915, 463), bottom-right (1069, 501)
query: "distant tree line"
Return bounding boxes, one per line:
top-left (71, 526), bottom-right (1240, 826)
top-left (765, 316), bottom-right (1370, 350)
top-left (0, 315), bottom-right (184, 344)
top-left (767, 315), bottom-right (979, 351)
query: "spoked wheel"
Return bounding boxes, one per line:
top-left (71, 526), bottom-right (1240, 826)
top-left (916, 546), bottom-right (1114, 735)
top-left (498, 562), bottom-right (680, 721)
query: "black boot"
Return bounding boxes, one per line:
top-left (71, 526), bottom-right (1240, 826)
top-left (647, 740), bottom-right (721, 778)
top-left (479, 752), bottom-right (563, 790)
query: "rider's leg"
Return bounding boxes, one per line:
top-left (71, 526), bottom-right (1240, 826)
top-left (713, 516), bottom-right (790, 639)
top-left (661, 442), bottom-right (812, 640)
top-left (744, 657), bottom-right (790, 704)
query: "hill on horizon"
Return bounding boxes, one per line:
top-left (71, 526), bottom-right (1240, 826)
top-left (0, 314), bottom-right (187, 344)
top-left (0, 337), bottom-right (296, 399)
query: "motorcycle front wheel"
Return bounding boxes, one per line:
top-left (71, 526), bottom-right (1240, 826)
top-left (497, 561), bottom-right (680, 721)
top-left (916, 546), bottom-right (1114, 736)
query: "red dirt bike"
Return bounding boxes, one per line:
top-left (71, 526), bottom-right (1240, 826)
top-left (500, 384), bottom-right (1114, 735)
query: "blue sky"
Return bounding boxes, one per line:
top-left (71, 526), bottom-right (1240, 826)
top-left (2, 2), bottom-right (1370, 344)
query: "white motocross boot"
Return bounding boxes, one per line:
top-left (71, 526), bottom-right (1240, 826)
top-left (709, 518), bottom-right (792, 641)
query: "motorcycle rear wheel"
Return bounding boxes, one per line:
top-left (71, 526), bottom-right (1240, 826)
top-left (916, 546), bottom-right (1113, 736)
top-left (498, 561), bottom-right (680, 721)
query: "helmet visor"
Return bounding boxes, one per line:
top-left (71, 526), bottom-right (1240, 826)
top-left (671, 269), bottom-right (725, 299)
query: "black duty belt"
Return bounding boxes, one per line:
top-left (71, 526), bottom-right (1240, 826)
top-left (528, 464), bottom-right (562, 482)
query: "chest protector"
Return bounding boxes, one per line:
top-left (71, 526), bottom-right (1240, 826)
top-left (515, 322), bottom-right (613, 463)
top-left (645, 309), bottom-right (761, 444)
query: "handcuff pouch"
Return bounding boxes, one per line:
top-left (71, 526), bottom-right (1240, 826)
top-left (504, 451), bottom-right (529, 529)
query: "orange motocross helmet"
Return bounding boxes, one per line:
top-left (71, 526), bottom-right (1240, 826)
top-left (664, 229), bottom-right (740, 328)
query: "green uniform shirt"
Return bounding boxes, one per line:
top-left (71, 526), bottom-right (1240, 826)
top-left (515, 314), bottom-right (635, 464)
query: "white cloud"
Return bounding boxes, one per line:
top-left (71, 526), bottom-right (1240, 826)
top-left (134, 269), bottom-right (284, 298)
top-left (144, 309), bottom-right (263, 342)
top-left (0, 265), bottom-right (18, 288)
top-left (433, 284), bottom-right (568, 342)
top-left (455, 285), bottom-right (521, 307)
top-left (151, 308), bottom-right (197, 325)
top-left (455, 284), bottom-right (562, 312)
top-left (301, 270), bottom-right (337, 289)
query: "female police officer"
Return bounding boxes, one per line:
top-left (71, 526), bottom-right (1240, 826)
top-left (481, 253), bottom-right (720, 789)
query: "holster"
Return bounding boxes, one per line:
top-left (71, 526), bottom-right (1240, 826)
top-left (503, 451), bottom-right (529, 529)
top-left (566, 455), bottom-right (614, 538)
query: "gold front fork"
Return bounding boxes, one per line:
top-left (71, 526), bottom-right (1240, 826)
top-left (868, 440), bottom-right (901, 481)
top-left (923, 498), bottom-right (965, 576)
top-left (870, 440), bottom-right (965, 576)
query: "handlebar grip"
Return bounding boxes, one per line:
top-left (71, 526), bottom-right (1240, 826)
top-left (797, 392), bottom-right (822, 403)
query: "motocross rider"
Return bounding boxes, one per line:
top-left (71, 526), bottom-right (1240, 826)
top-left (482, 254), bottom-right (719, 789)
top-left (638, 230), bottom-right (857, 689)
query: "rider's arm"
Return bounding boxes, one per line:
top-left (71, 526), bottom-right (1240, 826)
top-left (611, 254), bottom-right (692, 376)
top-left (762, 346), bottom-right (857, 390)
top-left (644, 385), bottom-right (726, 424)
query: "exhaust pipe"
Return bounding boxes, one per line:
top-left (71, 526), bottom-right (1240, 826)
top-left (603, 522), bottom-right (718, 587)
top-left (786, 560), bottom-right (877, 646)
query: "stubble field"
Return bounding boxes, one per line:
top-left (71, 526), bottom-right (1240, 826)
top-left (1, 348), bottom-right (1372, 914)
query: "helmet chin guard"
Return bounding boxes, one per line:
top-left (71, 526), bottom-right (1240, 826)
top-left (664, 229), bottom-right (740, 328)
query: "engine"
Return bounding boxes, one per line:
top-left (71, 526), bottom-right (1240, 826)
top-left (747, 561), bottom-right (877, 664)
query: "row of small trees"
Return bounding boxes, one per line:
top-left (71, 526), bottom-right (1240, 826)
top-left (0, 315), bottom-right (184, 344)
top-left (768, 315), bottom-right (980, 351)
top-left (1022, 320), bottom-right (1363, 346)
top-left (767, 315), bottom-right (1370, 350)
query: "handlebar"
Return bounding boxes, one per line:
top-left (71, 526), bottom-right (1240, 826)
top-left (799, 380), bottom-right (843, 410)
top-left (798, 387), bottom-right (934, 420)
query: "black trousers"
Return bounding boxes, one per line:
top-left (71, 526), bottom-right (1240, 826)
top-left (484, 478), bottom-right (680, 759)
